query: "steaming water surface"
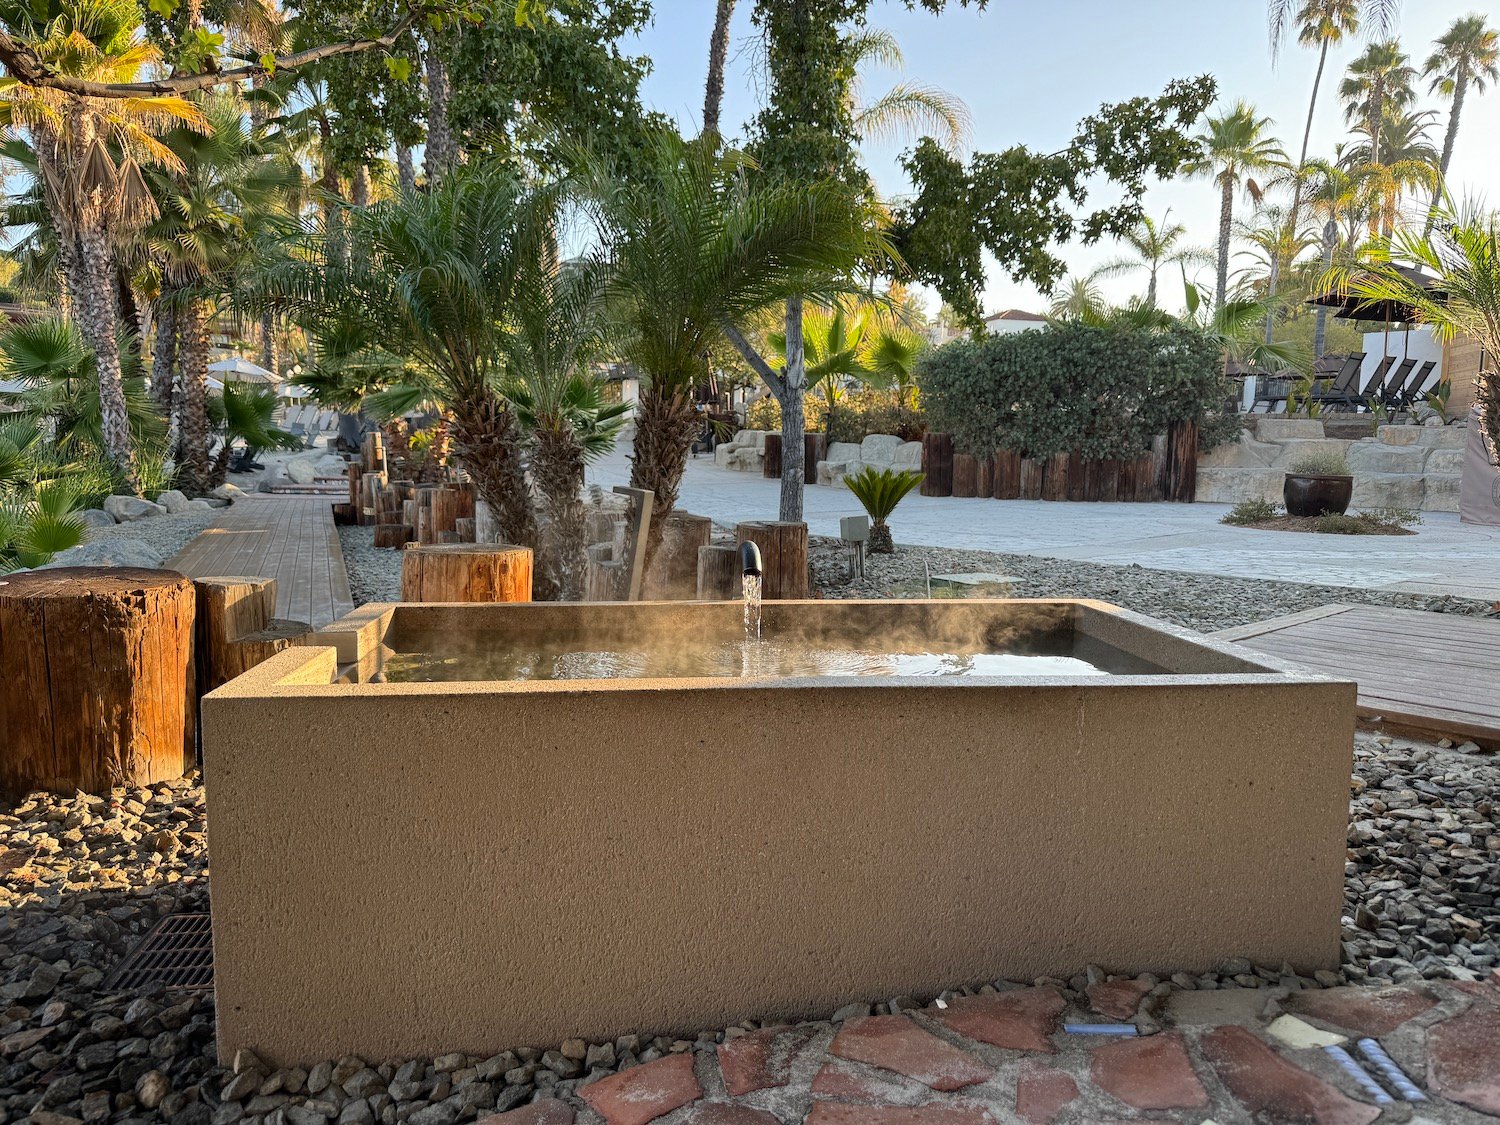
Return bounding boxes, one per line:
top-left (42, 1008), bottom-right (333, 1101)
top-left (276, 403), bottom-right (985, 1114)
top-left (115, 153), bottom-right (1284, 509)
top-left (379, 641), bottom-right (1143, 682)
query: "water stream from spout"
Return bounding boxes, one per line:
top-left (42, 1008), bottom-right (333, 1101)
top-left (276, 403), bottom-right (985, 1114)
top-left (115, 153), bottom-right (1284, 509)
top-left (741, 573), bottom-right (763, 676)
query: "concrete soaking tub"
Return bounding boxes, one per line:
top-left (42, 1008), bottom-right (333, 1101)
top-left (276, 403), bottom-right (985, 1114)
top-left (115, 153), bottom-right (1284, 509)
top-left (203, 598), bottom-right (1354, 1065)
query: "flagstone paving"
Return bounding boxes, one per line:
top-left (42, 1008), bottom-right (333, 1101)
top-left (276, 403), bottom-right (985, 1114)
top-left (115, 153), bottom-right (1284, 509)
top-left (482, 975), bottom-right (1500, 1124)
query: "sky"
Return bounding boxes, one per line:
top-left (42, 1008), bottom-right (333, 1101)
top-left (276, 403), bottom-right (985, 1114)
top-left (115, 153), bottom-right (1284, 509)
top-left (623, 0), bottom-right (1500, 318)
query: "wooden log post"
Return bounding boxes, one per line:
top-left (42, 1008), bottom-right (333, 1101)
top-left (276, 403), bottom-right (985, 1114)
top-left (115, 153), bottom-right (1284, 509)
top-left (696, 544), bottom-right (742, 601)
top-left (920, 433), bottom-right (954, 496)
top-left (374, 524), bottom-right (414, 549)
top-left (977, 455), bottom-right (994, 499)
top-left (585, 543), bottom-right (623, 601)
top-left (735, 521), bottom-right (809, 600)
top-left (1066, 451), bottom-right (1088, 502)
top-left (454, 517), bottom-right (476, 543)
top-left (1166, 419), bottom-right (1199, 502)
top-left (1041, 453), bottom-right (1070, 501)
top-left (1100, 459), bottom-right (1121, 502)
top-left (400, 544), bottom-right (533, 603)
top-left (762, 432), bottom-right (783, 479)
top-left (645, 512), bottom-right (713, 600)
top-left (993, 451), bottom-right (1022, 499)
top-left (0, 568), bottom-right (195, 796)
top-left (952, 453), bottom-right (978, 498)
top-left (332, 502), bottom-right (358, 526)
top-left (431, 487), bottom-right (462, 539)
top-left (805, 432), bottom-right (827, 482)
top-left (1019, 457), bottom-right (1043, 500)
top-left (192, 576), bottom-right (313, 695)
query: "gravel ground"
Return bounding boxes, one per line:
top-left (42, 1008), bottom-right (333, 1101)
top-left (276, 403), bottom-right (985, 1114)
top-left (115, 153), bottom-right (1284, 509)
top-left (0, 732), bottom-right (1492, 1124)
top-left (809, 538), bottom-right (1497, 633)
top-left (85, 511), bottom-right (219, 561)
top-left (337, 526), bottom-right (401, 605)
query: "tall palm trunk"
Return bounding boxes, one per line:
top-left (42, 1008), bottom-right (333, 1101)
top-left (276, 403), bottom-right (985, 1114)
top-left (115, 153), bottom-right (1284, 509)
top-left (424, 46), bottom-right (458, 187)
top-left (532, 421), bottom-right (587, 601)
top-left (1427, 70), bottom-right (1468, 229)
top-left (351, 164), bottom-right (371, 208)
top-left (777, 295), bottom-right (807, 521)
top-left (1215, 176), bottom-right (1234, 309)
top-left (628, 386), bottom-right (700, 576)
top-left (703, 0), bottom-right (737, 135)
top-left (396, 143), bottom-right (417, 195)
top-left (176, 296), bottom-right (213, 495)
top-left (1262, 252), bottom-right (1281, 346)
top-left (75, 222), bottom-right (138, 491)
top-left (1145, 268), bottom-right (1158, 308)
top-left (1314, 221), bottom-right (1336, 358)
top-left (152, 298), bottom-right (178, 417)
top-left (1286, 39), bottom-right (1330, 242)
top-left (449, 390), bottom-right (535, 549)
top-left (258, 308), bottom-right (279, 380)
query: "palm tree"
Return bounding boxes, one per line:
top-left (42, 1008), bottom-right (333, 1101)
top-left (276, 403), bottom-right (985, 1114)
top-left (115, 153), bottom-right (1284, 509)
top-left (1270, 1), bottom-right (1361, 175)
top-left (144, 95), bottom-right (302, 494)
top-left (768, 302), bottom-right (874, 421)
top-left (1340, 41), bottom-right (1417, 164)
top-left (1232, 204), bottom-right (1320, 346)
top-left (846, 28), bottom-right (971, 153)
top-left (0, 0), bottom-right (207, 490)
top-left (205, 382), bottom-right (299, 486)
top-left (1047, 272), bottom-right (1110, 324)
top-left (259, 165), bottom-right (543, 548)
top-left (1184, 103), bottom-right (1289, 309)
top-left (1423, 15), bottom-right (1499, 205)
top-left (578, 131), bottom-right (890, 572)
top-left (863, 321), bottom-right (925, 408)
top-left (1096, 213), bottom-right (1209, 307)
top-left (703, 0), bottom-right (737, 135)
top-left (1302, 158), bottom-right (1365, 355)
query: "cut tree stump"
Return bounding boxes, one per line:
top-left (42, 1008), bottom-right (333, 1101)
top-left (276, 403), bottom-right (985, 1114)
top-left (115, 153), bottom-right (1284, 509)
top-left (696, 544), bottom-right (742, 600)
top-left (952, 453), bottom-right (978, 498)
top-left (192, 576), bottom-right (313, 694)
top-left (646, 512), bottom-right (712, 600)
top-left (0, 568), bottom-right (195, 797)
top-left (735, 521), bottom-right (809, 600)
top-left (763, 433), bottom-right (783, 479)
top-left (400, 544), bottom-right (533, 603)
top-left (373, 524), bottom-right (414, 549)
top-left (993, 451), bottom-right (1021, 499)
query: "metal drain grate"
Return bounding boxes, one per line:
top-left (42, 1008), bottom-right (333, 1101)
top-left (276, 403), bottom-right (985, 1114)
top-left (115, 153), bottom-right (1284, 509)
top-left (106, 912), bottom-right (214, 992)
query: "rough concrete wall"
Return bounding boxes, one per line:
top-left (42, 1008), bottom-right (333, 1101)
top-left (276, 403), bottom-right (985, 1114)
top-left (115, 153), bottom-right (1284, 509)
top-left (204, 616), bottom-right (1352, 1066)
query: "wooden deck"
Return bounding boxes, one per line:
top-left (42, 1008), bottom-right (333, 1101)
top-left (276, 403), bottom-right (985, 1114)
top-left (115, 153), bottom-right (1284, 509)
top-left (166, 497), bottom-right (354, 628)
top-left (1217, 604), bottom-right (1500, 749)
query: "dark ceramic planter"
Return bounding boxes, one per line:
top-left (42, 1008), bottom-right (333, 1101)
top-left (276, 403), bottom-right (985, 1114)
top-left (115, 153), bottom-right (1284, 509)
top-left (1284, 473), bottom-right (1353, 517)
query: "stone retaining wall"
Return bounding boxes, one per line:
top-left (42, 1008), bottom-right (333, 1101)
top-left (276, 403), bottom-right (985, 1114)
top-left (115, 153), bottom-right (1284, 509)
top-left (1197, 419), bottom-right (1467, 512)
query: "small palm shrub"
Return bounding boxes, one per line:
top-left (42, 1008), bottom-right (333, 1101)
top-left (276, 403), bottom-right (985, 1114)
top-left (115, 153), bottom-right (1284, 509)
top-left (843, 466), bottom-right (924, 554)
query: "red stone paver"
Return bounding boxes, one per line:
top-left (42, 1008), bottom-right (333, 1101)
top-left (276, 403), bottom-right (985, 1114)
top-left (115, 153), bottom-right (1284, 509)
top-left (929, 989), bottom-right (1065, 1053)
top-left (811, 1061), bottom-right (928, 1102)
top-left (1201, 1025), bottom-right (1381, 1125)
top-left (1427, 1000), bottom-right (1500, 1116)
top-left (1085, 979), bottom-right (1153, 1021)
top-left (716, 1026), bottom-right (816, 1096)
top-left (579, 1053), bottom-right (702, 1125)
top-left (479, 1101), bottom-right (574, 1125)
top-left (1090, 1031), bottom-right (1208, 1111)
top-left (679, 1105), bottom-right (783, 1125)
top-left (830, 1016), bottom-right (991, 1092)
top-left (1283, 984), bottom-right (1438, 1037)
top-left (805, 1104), bottom-right (996, 1124)
top-left (1013, 1062), bottom-right (1078, 1125)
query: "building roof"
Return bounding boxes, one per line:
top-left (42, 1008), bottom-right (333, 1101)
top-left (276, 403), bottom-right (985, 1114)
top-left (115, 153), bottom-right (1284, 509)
top-left (984, 309), bottom-right (1048, 323)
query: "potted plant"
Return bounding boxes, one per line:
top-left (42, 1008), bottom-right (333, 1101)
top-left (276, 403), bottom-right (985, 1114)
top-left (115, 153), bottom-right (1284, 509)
top-left (844, 466), bottom-right (924, 553)
top-left (1283, 449), bottom-right (1353, 517)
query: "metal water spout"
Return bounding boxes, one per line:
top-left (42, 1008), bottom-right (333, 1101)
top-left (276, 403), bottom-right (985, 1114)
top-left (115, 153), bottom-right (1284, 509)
top-left (740, 541), bottom-right (762, 579)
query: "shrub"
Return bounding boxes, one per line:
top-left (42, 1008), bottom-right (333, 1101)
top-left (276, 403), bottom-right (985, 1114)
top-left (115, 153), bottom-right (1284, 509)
top-left (843, 466), bottom-right (923, 554)
top-left (916, 321), bottom-right (1233, 460)
top-left (826, 388), bottom-right (926, 443)
top-left (744, 394), bottom-right (822, 434)
top-left (1287, 450), bottom-right (1350, 476)
top-left (1222, 498), bottom-right (1280, 525)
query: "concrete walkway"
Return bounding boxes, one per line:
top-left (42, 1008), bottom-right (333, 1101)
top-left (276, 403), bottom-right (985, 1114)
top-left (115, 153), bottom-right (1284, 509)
top-left (585, 448), bottom-right (1500, 601)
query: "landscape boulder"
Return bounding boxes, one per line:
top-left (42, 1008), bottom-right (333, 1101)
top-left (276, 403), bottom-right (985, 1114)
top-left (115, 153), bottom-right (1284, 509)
top-left (154, 490), bottom-right (196, 514)
top-left (78, 509), bottom-right (117, 529)
top-left (103, 495), bottom-right (166, 522)
top-left (209, 483), bottom-right (245, 501)
top-left (38, 538), bottom-right (166, 569)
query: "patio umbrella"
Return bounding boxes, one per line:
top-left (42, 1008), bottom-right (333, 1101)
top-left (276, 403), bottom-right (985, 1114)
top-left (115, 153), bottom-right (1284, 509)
top-left (207, 356), bottom-right (279, 384)
top-left (279, 383), bottom-right (314, 399)
top-left (1306, 264), bottom-right (1446, 364)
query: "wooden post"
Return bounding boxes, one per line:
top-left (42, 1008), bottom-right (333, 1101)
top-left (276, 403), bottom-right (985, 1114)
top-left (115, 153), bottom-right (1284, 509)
top-left (400, 544), bottom-right (533, 603)
top-left (920, 433), bottom-right (954, 496)
top-left (976, 455), bottom-right (994, 499)
top-left (993, 451), bottom-right (1022, 500)
top-left (805, 433), bottom-right (826, 481)
top-left (1099, 459), bottom-right (1121, 502)
top-left (332, 502), bottom-right (358, 526)
top-left (646, 512), bottom-right (713, 600)
top-left (1166, 420), bottom-right (1199, 502)
top-left (952, 453), bottom-right (978, 498)
top-left (192, 576), bottom-right (313, 695)
top-left (0, 568), bottom-right (194, 797)
top-left (1019, 457), bottom-right (1043, 500)
top-left (763, 433), bottom-right (783, 479)
top-left (454, 517), bottom-right (476, 543)
top-left (735, 521), bottom-right (809, 600)
top-left (696, 544), bottom-right (742, 600)
top-left (374, 524), bottom-right (414, 549)
top-left (612, 486), bottom-right (655, 601)
top-left (585, 543), bottom-right (623, 601)
top-left (1042, 453), bottom-right (1070, 501)
top-left (1065, 451), bottom-right (1087, 502)
top-left (1151, 433), bottom-right (1169, 499)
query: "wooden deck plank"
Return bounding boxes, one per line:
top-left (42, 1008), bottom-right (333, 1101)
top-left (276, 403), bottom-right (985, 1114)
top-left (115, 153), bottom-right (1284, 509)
top-left (165, 497), bottom-right (352, 628)
top-left (1216, 604), bottom-right (1500, 749)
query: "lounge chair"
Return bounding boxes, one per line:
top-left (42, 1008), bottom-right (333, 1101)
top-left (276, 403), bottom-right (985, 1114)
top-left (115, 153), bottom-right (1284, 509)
top-left (1400, 360), bottom-right (1440, 409)
top-left (1308, 352), bottom-right (1368, 411)
top-left (1379, 359), bottom-right (1426, 409)
top-left (1353, 356), bottom-right (1397, 409)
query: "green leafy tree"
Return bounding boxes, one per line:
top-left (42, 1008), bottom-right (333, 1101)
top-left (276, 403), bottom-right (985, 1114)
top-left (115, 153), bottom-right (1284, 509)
top-left (843, 465), bottom-right (922, 553)
top-left (1183, 101), bottom-right (1289, 309)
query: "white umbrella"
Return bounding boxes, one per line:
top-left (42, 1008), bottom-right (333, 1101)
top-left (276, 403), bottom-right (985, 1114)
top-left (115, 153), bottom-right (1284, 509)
top-left (206, 376), bottom-right (224, 392)
top-left (279, 383), bottom-right (314, 399)
top-left (207, 356), bottom-right (279, 384)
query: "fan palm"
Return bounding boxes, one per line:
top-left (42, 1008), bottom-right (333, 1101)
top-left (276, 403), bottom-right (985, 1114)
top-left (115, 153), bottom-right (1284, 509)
top-left (1183, 103), bottom-right (1290, 308)
top-left (1302, 159), bottom-right (1365, 356)
top-left (768, 302), bottom-right (874, 420)
top-left (1326, 213), bottom-right (1500, 458)
top-left (1340, 41), bottom-right (1417, 164)
top-left (1423, 15), bottom-right (1499, 213)
top-left (843, 465), bottom-right (922, 554)
top-left (257, 164), bottom-right (543, 547)
top-left (863, 321), bottom-right (925, 408)
top-left (1096, 213), bottom-right (1210, 308)
top-left (205, 382), bottom-right (300, 487)
top-left (576, 130), bottom-right (892, 571)
top-left (0, 0), bottom-right (208, 490)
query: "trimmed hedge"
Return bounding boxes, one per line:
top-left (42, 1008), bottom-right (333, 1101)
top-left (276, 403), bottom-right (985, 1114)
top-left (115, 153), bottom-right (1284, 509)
top-left (916, 322), bottom-right (1235, 460)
